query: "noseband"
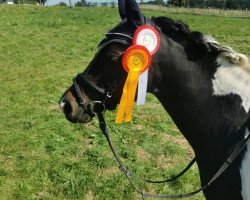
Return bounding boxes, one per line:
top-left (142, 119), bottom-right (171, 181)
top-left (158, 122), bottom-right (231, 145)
top-left (73, 74), bottom-right (106, 115)
top-left (73, 72), bottom-right (126, 115)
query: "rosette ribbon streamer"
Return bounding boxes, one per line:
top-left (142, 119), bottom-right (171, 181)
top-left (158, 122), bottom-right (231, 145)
top-left (133, 25), bottom-right (160, 106)
top-left (115, 45), bottom-right (151, 123)
top-left (115, 25), bottom-right (160, 123)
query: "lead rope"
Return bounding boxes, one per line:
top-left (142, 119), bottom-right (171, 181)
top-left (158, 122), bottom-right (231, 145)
top-left (97, 113), bottom-right (250, 199)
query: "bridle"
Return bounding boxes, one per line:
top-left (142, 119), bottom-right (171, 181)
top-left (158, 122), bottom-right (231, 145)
top-left (72, 17), bottom-right (150, 116)
top-left (72, 19), bottom-right (250, 199)
top-left (73, 64), bottom-right (127, 115)
top-left (72, 19), bottom-right (135, 116)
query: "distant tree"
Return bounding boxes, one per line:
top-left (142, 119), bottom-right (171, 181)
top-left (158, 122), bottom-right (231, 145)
top-left (13, 0), bottom-right (47, 4)
top-left (111, 0), bottom-right (116, 7)
top-left (147, 1), bottom-right (154, 4)
top-left (36, 0), bottom-right (47, 5)
top-left (75, 1), bottom-right (82, 6)
top-left (225, 0), bottom-right (240, 9)
top-left (155, 0), bottom-right (165, 5)
top-left (169, 0), bottom-right (176, 6)
top-left (181, 0), bottom-right (250, 8)
top-left (207, 0), bottom-right (226, 8)
top-left (241, 0), bottom-right (250, 9)
top-left (16, 0), bottom-right (33, 3)
top-left (170, 0), bottom-right (187, 6)
top-left (147, 0), bottom-right (165, 5)
top-left (232, 0), bottom-right (250, 10)
top-left (188, 0), bottom-right (204, 7)
top-left (56, 1), bottom-right (67, 6)
top-left (189, 0), bottom-right (197, 7)
top-left (185, 0), bottom-right (190, 7)
top-left (75, 0), bottom-right (86, 7)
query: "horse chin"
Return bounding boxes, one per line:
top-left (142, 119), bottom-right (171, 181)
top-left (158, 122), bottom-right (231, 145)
top-left (76, 113), bottom-right (93, 123)
top-left (66, 110), bottom-right (93, 124)
top-left (64, 102), bottom-right (117, 124)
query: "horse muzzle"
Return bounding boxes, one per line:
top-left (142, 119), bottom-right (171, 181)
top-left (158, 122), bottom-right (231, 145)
top-left (59, 99), bottom-right (91, 123)
top-left (59, 89), bottom-right (95, 123)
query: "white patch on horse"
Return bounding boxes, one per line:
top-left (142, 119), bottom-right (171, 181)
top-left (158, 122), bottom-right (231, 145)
top-left (59, 96), bottom-right (66, 112)
top-left (212, 49), bottom-right (250, 113)
top-left (240, 128), bottom-right (250, 200)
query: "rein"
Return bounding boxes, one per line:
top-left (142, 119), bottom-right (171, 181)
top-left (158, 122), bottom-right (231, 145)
top-left (72, 55), bottom-right (250, 199)
top-left (97, 112), bottom-right (250, 199)
top-left (73, 64), bottom-right (250, 199)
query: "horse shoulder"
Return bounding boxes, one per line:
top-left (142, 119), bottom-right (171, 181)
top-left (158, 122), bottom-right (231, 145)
top-left (212, 48), bottom-right (250, 113)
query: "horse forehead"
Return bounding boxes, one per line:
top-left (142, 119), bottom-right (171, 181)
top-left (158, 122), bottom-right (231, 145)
top-left (212, 55), bottom-right (250, 113)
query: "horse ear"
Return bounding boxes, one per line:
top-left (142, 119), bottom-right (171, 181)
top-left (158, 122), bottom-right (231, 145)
top-left (125, 0), bottom-right (144, 25)
top-left (118, 0), bottom-right (126, 20)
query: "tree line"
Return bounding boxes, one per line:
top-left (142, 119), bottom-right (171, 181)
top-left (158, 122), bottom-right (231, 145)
top-left (144, 0), bottom-right (250, 9)
top-left (7, 0), bottom-right (250, 9)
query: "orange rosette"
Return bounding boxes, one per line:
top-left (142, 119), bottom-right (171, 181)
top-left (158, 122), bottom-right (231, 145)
top-left (122, 45), bottom-right (152, 74)
top-left (115, 45), bottom-right (152, 123)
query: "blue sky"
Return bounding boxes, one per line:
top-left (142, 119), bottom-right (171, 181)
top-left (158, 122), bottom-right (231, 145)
top-left (45, 0), bottom-right (152, 6)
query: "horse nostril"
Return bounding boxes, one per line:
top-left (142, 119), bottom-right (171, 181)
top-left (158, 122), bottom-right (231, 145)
top-left (60, 101), bottom-right (72, 115)
top-left (59, 101), bottom-right (65, 112)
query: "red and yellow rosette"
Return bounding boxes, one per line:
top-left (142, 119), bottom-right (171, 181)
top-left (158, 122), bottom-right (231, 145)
top-left (115, 45), bottom-right (151, 123)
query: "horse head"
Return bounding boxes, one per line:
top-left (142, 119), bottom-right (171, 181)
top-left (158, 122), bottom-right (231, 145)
top-left (59, 0), bottom-right (160, 123)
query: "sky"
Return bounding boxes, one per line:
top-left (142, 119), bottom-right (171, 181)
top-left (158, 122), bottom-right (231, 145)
top-left (45, 0), bottom-right (152, 6)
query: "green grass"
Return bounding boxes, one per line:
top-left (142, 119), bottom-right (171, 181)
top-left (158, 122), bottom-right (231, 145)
top-left (141, 5), bottom-right (250, 18)
top-left (0, 5), bottom-right (249, 200)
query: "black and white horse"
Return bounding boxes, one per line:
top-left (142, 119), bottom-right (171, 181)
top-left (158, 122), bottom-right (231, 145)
top-left (59, 0), bottom-right (250, 199)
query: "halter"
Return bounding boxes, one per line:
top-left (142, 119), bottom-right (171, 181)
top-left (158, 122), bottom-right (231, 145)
top-left (72, 32), bottom-right (131, 114)
top-left (72, 18), bottom-right (250, 199)
top-left (72, 18), bottom-right (139, 115)
top-left (73, 17), bottom-right (156, 115)
top-left (73, 70), bottom-right (126, 115)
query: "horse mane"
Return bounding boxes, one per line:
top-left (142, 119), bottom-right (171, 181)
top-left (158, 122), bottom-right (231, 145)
top-left (203, 35), bottom-right (250, 70)
top-left (153, 16), bottom-right (250, 67)
top-left (153, 17), bottom-right (192, 42)
top-left (217, 46), bottom-right (250, 72)
top-left (153, 16), bottom-right (210, 60)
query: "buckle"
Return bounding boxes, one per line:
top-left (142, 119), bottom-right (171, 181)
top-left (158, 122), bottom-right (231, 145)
top-left (89, 101), bottom-right (106, 115)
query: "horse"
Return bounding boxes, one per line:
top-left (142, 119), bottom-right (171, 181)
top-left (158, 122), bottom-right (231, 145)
top-left (59, 0), bottom-right (250, 199)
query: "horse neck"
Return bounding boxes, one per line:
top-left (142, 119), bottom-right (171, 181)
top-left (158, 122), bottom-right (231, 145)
top-left (149, 37), bottom-right (216, 149)
top-left (149, 38), bottom-right (250, 199)
top-left (150, 37), bottom-right (246, 146)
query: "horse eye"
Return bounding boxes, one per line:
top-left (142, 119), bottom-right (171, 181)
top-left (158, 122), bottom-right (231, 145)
top-left (109, 55), bottom-right (119, 63)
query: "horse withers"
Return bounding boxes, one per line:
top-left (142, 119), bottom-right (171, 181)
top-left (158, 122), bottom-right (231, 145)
top-left (59, 0), bottom-right (250, 199)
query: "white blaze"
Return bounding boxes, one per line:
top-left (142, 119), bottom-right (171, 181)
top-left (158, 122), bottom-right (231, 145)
top-left (59, 95), bottom-right (66, 112)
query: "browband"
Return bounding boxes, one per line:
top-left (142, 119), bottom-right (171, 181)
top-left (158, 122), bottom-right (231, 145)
top-left (98, 17), bottom-right (155, 50)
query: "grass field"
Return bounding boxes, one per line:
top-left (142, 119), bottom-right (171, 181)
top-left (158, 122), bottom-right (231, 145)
top-left (0, 5), bottom-right (249, 200)
top-left (141, 5), bottom-right (250, 18)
